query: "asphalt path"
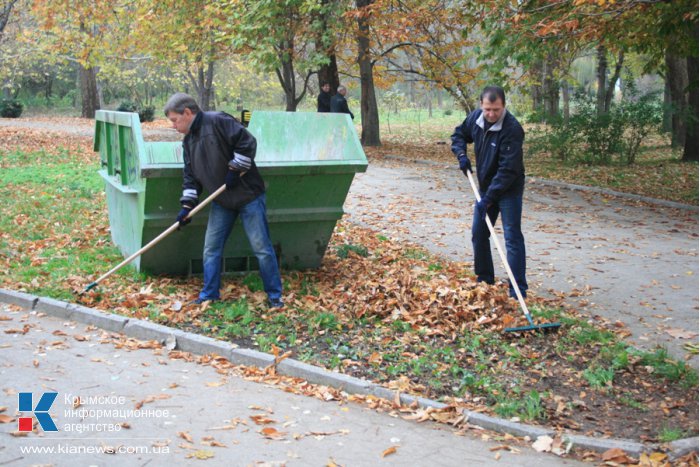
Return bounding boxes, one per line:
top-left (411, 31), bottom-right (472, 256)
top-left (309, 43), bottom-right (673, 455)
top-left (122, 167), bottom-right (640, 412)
top-left (0, 303), bottom-right (587, 466)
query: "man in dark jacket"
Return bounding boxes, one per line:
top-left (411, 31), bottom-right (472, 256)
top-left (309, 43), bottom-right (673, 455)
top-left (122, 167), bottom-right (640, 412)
top-left (450, 85), bottom-right (527, 300)
top-left (317, 83), bottom-right (332, 112)
top-left (164, 93), bottom-right (283, 308)
top-left (330, 85), bottom-right (354, 119)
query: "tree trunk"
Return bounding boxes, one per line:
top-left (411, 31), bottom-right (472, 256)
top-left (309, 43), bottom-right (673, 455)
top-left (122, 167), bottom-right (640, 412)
top-left (79, 64), bottom-right (99, 118)
top-left (198, 61), bottom-right (215, 111)
top-left (663, 75), bottom-right (672, 133)
top-left (530, 60), bottom-right (543, 118)
top-left (665, 48), bottom-right (688, 148)
top-left (355, 0), bottom-right (380, 146)
top-left (605, 50), bottom-right (624, 113)
top-left (543, 57), bottom-right (559, 121)
top-left (277, 51), bottom-right (297, 112)
top-left (562, 80), bottom-right (570, 123)
top-left (682, 53), bottom-right (698, 162)
top-left (316, 0), bottom-right (339, 94)
top-left (318, 54), bottom-right (339, 94)
top-left (0, 0), bottom-right (17, 36)
top-left (596, 45), bottom-right (607, 115)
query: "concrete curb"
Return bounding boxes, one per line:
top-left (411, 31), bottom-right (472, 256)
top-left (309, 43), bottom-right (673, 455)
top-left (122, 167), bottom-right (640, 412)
top-left (381, 154), bottom-right (698, 212)
top-left (1, 288), bottom-right (696, 459)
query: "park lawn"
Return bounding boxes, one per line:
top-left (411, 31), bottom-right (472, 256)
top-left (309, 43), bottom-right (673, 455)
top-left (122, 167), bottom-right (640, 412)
top-left (0, 127), bottom-right (697, 446)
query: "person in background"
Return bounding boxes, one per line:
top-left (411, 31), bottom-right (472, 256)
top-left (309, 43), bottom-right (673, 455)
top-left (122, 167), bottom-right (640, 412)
top-left (164, 92), bottom-right (284, 308)
top-left (330, 85), bottom-right (354, 120)
top-left (450, 85), bottom-right (528, 300)
top-left (317, 82), bottom-right (332, 112)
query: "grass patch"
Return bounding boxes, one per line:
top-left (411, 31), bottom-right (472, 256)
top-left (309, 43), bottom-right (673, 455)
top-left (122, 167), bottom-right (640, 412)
top-left (335, 243), bottom-right (369, 259)
top-left (658, 426), bottom-right (687, 443)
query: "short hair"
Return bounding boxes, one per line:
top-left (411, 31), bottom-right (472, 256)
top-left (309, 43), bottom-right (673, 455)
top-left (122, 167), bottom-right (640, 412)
top-left (163, 93), bottom-right (201, 116)
top-left (337, 85), bottom-right (346, 93)
top-left (480, 86), bottom-right (506, 105)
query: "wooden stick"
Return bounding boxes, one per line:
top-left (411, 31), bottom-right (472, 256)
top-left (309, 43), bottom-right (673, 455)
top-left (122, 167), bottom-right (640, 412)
top-left (83, 184), bottom-right (227, 292)
top-left (465, 170), bottom-right (533, 325)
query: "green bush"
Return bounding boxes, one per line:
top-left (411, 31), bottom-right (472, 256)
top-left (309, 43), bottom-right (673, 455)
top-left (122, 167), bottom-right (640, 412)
top-left (117, 101), bottom-right (154, 122)
top-left (138, 106), bottom-right (155, 123)
top-left (0, 98), bottom-right (23, 118)
top-left (116, 101), bottom-right (137, 113)
top-left (536, 92), bottom-right (662, 166)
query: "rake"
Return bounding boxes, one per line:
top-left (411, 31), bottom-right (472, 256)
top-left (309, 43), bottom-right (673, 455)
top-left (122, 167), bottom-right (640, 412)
top-left (81, 184), bottom-right (227, 295)
top-left (465, 170), bottom-right (561, 333)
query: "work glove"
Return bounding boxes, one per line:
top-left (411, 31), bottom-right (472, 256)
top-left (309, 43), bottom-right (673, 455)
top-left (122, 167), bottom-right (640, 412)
top-left (176, 204), bottom-right (193, 228)
top-left (457, 154), bottom-right (471, 175)
top-left (225, 170), bottom-right (240, 191)
top-left (475, 196), bottom-right (492, 221)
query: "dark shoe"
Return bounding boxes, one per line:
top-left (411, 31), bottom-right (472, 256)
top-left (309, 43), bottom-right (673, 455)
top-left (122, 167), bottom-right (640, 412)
top-left (190, 297), bottom-right (217, 306)
top-left (268, 298), bottom-right (284, 309)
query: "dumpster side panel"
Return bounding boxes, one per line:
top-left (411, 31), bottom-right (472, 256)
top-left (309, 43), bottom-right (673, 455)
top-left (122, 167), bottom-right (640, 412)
top-left (99, 170), bottom-right (144, 271)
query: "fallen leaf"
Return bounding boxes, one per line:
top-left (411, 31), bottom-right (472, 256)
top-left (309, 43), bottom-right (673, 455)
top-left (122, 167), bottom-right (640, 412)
top-left (0, 414), bottom-right (14, 423)
top-left (260, 427), bottom-right (286, 440)
top-left (601, 447), bottom-right (632, 464)
top-left (532, 435), bottom-right (553, 452)
top-left (250, 414), bottom-right (277, 425)
top-left (187, 449), bottom-right (214, 460)
top-left (381, 445), bottom-right (399, 457)
top-left (666, 328), bottom-right (698, 339)
top-left (178, 431), bottom-right (194, 442)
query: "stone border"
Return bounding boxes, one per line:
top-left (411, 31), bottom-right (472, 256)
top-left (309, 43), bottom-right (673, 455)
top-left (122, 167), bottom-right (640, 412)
top-left (1, 288), bottom-right (696, 460)
top-left (381, 154), bottom-right (698, 212)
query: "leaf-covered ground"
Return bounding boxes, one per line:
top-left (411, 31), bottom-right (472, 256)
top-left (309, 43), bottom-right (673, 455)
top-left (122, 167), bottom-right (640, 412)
top-left (0, 121), bottom-right (698, 460)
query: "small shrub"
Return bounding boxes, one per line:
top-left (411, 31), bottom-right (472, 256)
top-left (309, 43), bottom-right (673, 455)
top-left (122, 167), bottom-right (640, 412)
top-left (116, 101), bottom-right (137, 113)
top-left (443, 109), bottom-right (453, 116)
top-left (138, 106), bottom-right (155, 122)
top-left (0, 98), bottom-right (23, 118)
top-left (535, 91), bottom-right (662, 166)
top-left (117, 101), bottom-right (154, 122)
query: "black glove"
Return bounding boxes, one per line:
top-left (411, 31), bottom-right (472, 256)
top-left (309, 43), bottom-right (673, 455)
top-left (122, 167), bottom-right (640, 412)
top-left (176, 205), bottom-right (193, 228)
top-left (458, 154), bottom-right (471, 175)
top-left (225, 170), bottom-right (240, 190)
top-left (475, 196), bottom-right (492, 221)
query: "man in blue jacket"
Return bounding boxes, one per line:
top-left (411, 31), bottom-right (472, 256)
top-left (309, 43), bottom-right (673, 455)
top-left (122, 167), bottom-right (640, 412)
top-left (164, 93), bottom-right (284, 308)
top-left (451, 86), bottom-right (527, 300)
top-left (330, 85), bottom-right (354, 120)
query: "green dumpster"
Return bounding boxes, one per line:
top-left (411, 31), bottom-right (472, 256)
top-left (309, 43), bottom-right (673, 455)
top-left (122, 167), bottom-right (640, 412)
top-left (94, 110), bottom-right (367, 276)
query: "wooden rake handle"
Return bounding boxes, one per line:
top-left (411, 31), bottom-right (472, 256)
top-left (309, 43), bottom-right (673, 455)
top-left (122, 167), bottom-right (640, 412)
top-left (465, 170), bottom-right (533, 325)
top-left (84, 184), bottom-right (227, 293)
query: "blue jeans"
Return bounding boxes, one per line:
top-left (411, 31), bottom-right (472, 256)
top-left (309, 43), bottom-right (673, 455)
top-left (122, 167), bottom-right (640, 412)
top-left (199, 194), bottom-right (282, 302)
top-left (471, 192), bottom-right (528, 299)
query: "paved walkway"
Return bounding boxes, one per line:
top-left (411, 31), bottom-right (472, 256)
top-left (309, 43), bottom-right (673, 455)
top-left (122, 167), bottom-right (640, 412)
top-left (344, 159), bottom-right (699, 368)
top-left (0, 303), bottom-right (586, 466)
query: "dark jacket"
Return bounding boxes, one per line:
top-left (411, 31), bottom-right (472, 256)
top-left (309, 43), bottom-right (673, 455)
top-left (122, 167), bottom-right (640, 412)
top-left (181, 111), bottom-right (265, 210)
top-left (330, 94), bottom-right (354, 119)
top-left (317, 91), bottom-right (332, 112)
top-left (450, 109), bottom-right (525, 201)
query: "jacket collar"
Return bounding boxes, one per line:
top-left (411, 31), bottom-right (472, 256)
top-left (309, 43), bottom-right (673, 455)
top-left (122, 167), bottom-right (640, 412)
top-left (476, 108), bottom-right (507, 132)
top-left (188, 111), bottom-right (203, 134)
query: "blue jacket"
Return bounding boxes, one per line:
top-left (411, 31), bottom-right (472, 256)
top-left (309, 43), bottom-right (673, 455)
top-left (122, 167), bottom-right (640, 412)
top-left (330, 94), bottom-right (354, 119)
top-left (451, 109), bottom-right (525, 201)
